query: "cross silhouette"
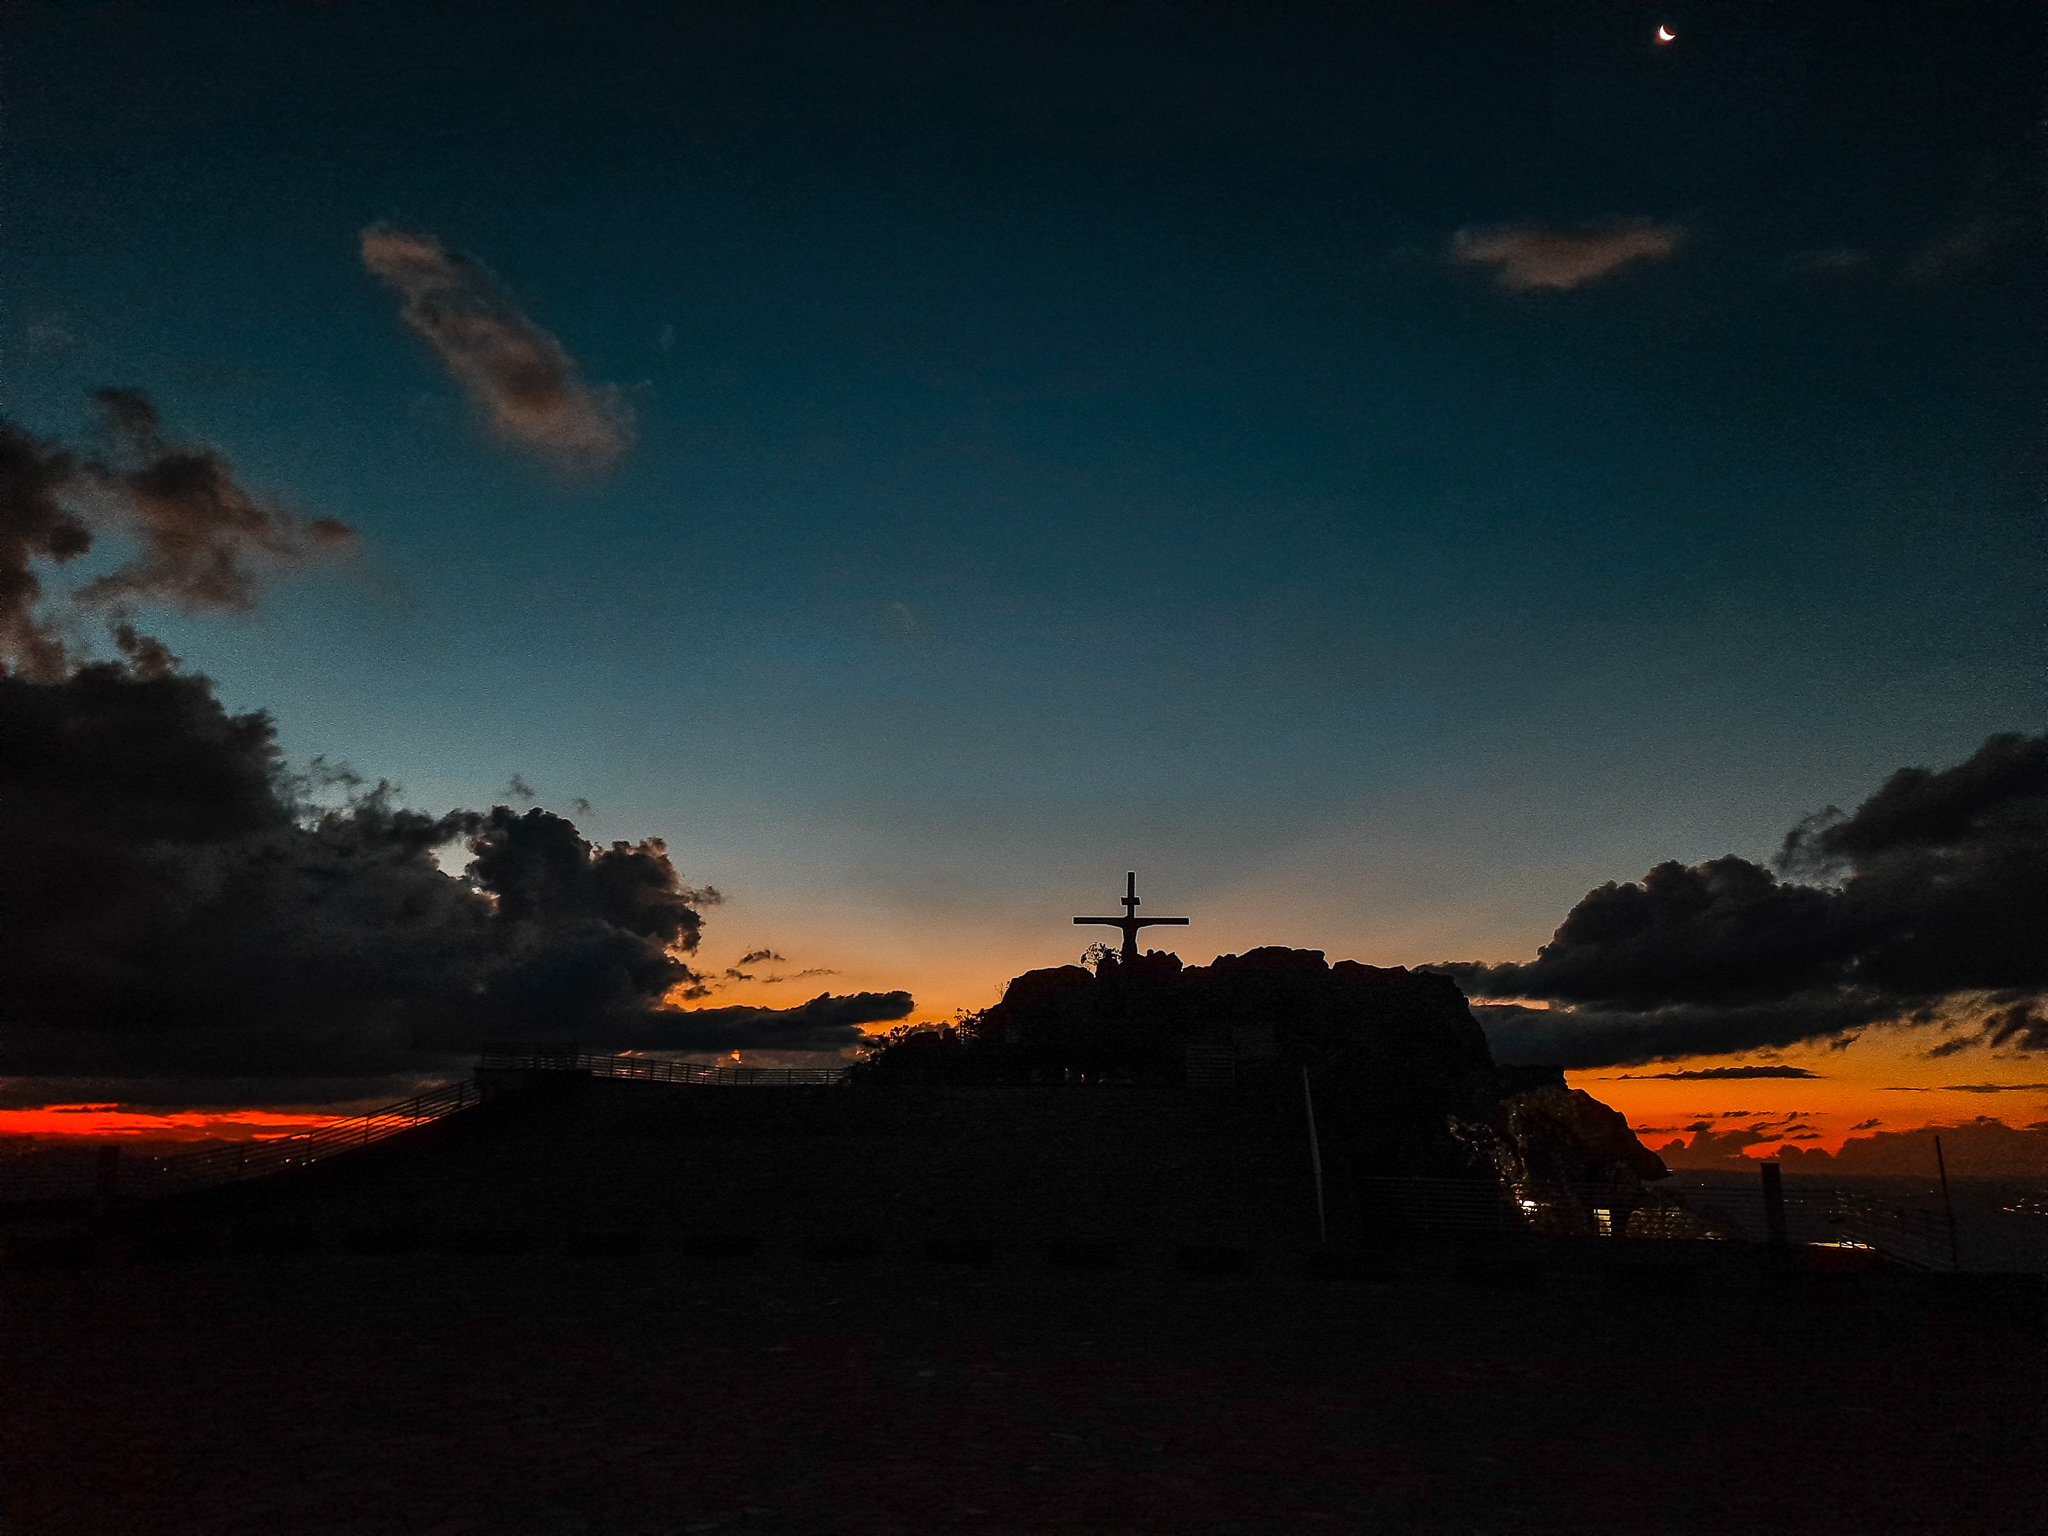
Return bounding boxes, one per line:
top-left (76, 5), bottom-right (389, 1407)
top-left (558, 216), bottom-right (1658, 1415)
top-left (1074, 871), bottom-right (1189, 961)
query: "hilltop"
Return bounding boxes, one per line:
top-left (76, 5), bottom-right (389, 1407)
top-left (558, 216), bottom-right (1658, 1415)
top-left (862, 945), bottom-right (1669, 1191)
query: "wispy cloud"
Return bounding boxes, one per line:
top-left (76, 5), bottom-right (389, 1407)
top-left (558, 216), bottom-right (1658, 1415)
top-left (359, 224), bottom-right (634, 473)
top-left (1449, 218), bottom-right (1685, 291)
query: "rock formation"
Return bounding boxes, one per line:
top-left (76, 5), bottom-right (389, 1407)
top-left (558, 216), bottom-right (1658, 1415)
top-left (859, 946), bottom-right (1669, 1191)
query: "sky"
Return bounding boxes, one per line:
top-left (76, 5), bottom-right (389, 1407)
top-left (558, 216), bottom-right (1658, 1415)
top-left (2, 1), bottom-right (2043, 1165)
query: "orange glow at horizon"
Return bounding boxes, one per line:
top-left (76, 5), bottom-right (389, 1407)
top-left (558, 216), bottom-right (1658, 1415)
top-left (0, 1106), bottom-right (353, 1142)
top-left (1571, 1025), bottom-right (2048, 1172)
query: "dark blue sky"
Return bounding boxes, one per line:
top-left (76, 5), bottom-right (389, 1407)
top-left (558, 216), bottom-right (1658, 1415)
top-left (7, 0), bottom-right (2039, 1013)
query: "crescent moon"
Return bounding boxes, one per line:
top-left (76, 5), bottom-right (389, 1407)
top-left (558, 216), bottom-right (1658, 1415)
top-left (1656, 25), bottom-right (1676, 43)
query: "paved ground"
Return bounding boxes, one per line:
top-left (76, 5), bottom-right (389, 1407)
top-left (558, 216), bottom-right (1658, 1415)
top-left (3, 1234), bottom-right (2040, 1535)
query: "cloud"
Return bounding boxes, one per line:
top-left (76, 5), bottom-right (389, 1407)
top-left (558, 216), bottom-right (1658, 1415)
top-left (1788, 150), bottom-right (2031, 285)
top-left (0, 658), bottom-right (918, 1106)
top-left (73, 390), bottom-right (355, 614)
top-left (1472, 994), bottom-right (1885, 1070)
top-left (1773, 1117), bottom-right (2048, 1179)
top-left (1444, 732), bottom-right (2047, 1068)
top-left (2, 391), bottom-right (354, 682)
top-left (1449, 218), bottom-right (1685, 291)
top-left (1654, 1113), bottom-right (1817, 1168)
top-left (1902, 150), bottom-right (2035, 281)
top-left (720, 948), bottom-right (790, 981)
top-left (1603, 1066), bottom-right (1821, 1081)
top-left (360, 224), bottom-right (633, 473)
top-left (603, 991), bottom-right (915, 1054)
top-left (0, 665), bottom-right (728, 1103)
top-left (0, 421), bottom-right (91, 681)
top-left (1884, 1083), bottom-right (2048, 1095)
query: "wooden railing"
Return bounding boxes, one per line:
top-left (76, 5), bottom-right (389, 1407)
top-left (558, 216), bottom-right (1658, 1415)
top-left (132, 1078), bottom-right (484, 1198)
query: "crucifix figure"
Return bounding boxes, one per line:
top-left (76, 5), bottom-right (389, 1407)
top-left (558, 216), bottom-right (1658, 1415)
top-left (1074, 871), bottom-right (1189, 961)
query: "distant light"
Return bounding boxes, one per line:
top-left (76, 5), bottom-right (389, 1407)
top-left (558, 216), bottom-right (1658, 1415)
top-left (1655, 25), bottom-right (1677, 44)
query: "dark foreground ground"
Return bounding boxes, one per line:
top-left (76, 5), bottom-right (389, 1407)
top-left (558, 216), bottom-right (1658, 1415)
top-left (4, 1227), bottom-right (2041, 1536)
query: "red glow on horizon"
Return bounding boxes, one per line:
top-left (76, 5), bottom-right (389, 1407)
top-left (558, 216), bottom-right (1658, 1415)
top-left (0, 1105), bottom-right (353, 1142)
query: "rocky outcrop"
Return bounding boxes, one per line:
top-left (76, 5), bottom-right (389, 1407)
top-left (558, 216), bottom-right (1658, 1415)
top-left (860, 946), bottom-right (1668, 1186)
top-left (1453, 1085), bottom-right (1668, 1186)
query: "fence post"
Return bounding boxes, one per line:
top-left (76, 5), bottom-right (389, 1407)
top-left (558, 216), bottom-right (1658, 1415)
top-left (1760, 1160), bottom-right (1788, 1250)
top-left (1302, 1066), bottom-right (1328, 1246)
top-left (1933, 1135), bottom-right (1960, 1270)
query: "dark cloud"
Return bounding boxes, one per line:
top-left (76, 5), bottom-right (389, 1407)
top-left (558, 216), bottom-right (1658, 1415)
top-left (720, 948), bottom-right (786, 981)
top-left (597, 992), bottom-right (913, 1054)
top-left (0, 419), bottom-right (90, 681)
top-left (1925, 1034), bottom-right (1981, 1060)
top-left (1444, 733), bottom-right (2047, 1068)
top-left (1885, 1083), bottom-right (2048, 1095)
top-left (1, 392), bottom-right (355, 681)
top-left (503, 774), bottom-right (537, 802)
top-left (0, 665), bottom-right (908, 1106)
top-left (360, 224), bottom-right (634, 473)
top-left (1655, 1113), bottom-right (1817, 1168)
top-left (1984, 1002), bottom-right (2048, 1052)
top-left (1603, 1065), bottom-right (1821, 1081)
top-left (1921, 1001), bottom-right (2048, 1059)
top-left (720, 950), bottom-right (839, 986)
top-left (1471, 994), bottom-right (1882, 1070)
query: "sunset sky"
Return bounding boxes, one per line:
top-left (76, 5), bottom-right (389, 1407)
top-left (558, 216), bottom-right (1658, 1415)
top-left (3, 2), bottom-right (2041, 1166)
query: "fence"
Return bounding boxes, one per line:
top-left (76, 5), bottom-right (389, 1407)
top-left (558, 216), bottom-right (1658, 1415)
top-left (140, 1079), bottom-right (484, 1197)
top-left (1666, 1180), bottom-right (1959, 1270)
top-left (478, 1049), bottom-right (850, 1087)
top-left (0, 1080), bottom-right (481, 1206)
top-left (1353, 1174), bottom-right (1959, 1270)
